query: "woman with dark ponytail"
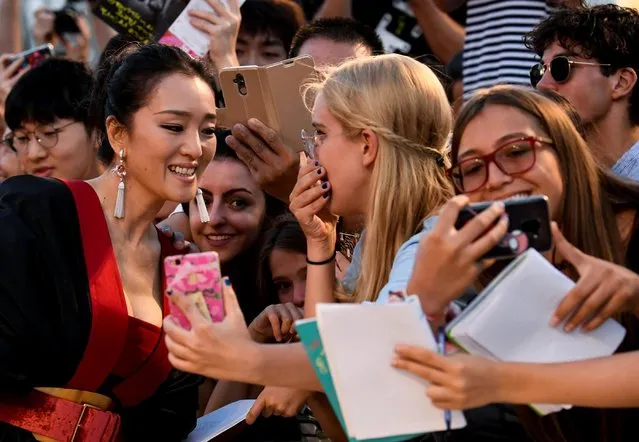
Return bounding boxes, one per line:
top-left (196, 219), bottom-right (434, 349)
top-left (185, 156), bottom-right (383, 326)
top-left (0, 44), bottom-right (218, 441)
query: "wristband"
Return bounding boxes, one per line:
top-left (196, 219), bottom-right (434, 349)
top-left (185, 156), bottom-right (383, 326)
top-left (306, 250), bottom-right (336, 265)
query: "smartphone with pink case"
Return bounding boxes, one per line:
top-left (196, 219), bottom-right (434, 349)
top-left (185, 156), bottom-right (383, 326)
top-left (164, 252), bottom-right (225, 330)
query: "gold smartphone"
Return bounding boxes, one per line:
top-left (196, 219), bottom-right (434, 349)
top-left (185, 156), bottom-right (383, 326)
top-left (217, 56), bottom-right (316, 153)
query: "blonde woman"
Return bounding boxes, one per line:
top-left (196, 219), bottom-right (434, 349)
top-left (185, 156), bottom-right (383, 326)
top-left (163, 54), bottom-right (455, 436)
top-left (290, 53), bottom-right (453, 314)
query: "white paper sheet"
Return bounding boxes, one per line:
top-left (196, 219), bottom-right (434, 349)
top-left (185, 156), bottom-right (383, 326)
top-left (467, 250), bottom-right (626, 364)
top-left (317, 302), bottom-right (466, 440)
top-left (184, 399), bottom-right (254, 442)
top-left (160, 0), bottom-right (247, 57)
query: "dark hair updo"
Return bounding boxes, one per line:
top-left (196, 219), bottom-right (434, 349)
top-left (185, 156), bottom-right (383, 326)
top-left (5, 58), bottom-right (93, 131)
top-left (89, 43), bottom-right (216, 164)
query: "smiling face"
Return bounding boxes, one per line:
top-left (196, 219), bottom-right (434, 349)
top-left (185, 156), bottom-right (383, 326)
top-left (189, 159), bottom-right (266, 263)
top-left (113, 73), bottom-right (217, 205)
top-left (311, 92), bottom-right (372, 218)
top-left (536, 41), bottom-right (614, 125)
top-left (269, 248), bottom-right (307, 307)
top-left (456, 104), bottom-right (564, 219)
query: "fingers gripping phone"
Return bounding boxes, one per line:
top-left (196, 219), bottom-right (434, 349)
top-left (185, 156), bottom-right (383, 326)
top-left (455, 195), bottom-right (552, 259)
top-left (164, 251), bottom-right (225, 330)
top-left (8, 44), bottom-right (55, 74)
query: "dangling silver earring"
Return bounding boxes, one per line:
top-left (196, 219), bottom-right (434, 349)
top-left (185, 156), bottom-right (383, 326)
top-left (113, 149), bottom-right (126, 219)
top-left (195, 188), bottom-right (210, 223)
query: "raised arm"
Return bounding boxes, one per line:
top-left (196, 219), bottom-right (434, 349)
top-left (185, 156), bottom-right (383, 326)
top-left (498, 352), bottom-right (639, 408)
top-left (433, 0), bottom-right (467, 12)
top-left (394, 347), bottom-right (639, 409)
top-left (289, 159), bottom-right (338, 317)
top-left (409, 0), bottom-right (465, 65)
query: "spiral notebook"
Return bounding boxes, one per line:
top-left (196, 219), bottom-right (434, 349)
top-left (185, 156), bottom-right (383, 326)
top-left (446, 249), bottom-right (627, 415)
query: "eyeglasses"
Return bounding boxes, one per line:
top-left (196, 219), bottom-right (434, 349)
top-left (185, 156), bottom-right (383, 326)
top-left (530, 56), bottom-right (611, 87)
top-left (12, 121), bottom-right (78, 152)
top-left (447, 137), bottom-right (554, 193)
top-left (300, 129), bottom-right (319, 159)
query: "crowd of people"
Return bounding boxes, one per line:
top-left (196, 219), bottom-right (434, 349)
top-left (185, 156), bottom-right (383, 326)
top-left (1, 0), bottom-right (639, 441)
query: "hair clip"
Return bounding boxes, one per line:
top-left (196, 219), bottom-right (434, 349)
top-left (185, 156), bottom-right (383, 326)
top-left (436, 155), bottom-right (446, 167)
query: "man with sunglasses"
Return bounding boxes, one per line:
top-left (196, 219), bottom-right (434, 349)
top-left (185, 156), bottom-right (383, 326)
top-left (525, 4), bottom-right (639, 180)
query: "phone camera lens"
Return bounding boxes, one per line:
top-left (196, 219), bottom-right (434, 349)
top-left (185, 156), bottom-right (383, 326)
top-left (521, 219), bottom-right (541, 235)
top-left (233, 74), bottom-right (248, 96)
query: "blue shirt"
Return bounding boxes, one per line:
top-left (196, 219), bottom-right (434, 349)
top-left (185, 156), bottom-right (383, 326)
top-left (337, 217), bottom-right (439, 299)
top-left (612, 141), bottom-right (639, 181)
top-left (375, 217), bottom-right (438, 303)
top-left (341, 218), bottom-right (438, 298)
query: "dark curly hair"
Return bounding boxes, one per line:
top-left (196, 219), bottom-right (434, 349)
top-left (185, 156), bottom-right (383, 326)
top-left (525, 4), bottom-right (639, 124)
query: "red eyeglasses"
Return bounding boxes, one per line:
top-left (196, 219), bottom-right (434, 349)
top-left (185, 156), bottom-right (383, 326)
top-left (447, 137), bottom-right (555, 193)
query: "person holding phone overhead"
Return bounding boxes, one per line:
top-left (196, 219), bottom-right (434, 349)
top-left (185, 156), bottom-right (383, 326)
top-left (394, 85), bottom-right (639, 442)
top-left (0, 44), bottom-right (218, 441)
top-left (226, 17), bottom-right (384, 205)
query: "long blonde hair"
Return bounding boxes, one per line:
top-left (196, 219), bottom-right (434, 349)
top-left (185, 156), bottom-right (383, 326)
top-left (304, 54), bottom-right (454, 302)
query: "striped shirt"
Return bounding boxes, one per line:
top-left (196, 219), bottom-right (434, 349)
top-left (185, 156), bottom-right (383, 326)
top-left (463, 0), bottom-right (550, 100)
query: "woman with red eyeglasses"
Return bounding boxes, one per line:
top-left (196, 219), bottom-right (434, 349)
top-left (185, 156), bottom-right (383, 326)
top-left (394, 85), bottom-right (639, 442)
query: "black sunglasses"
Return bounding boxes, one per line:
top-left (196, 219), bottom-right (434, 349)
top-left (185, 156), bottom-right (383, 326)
top-left (530, 56), bottom-right (611, 87)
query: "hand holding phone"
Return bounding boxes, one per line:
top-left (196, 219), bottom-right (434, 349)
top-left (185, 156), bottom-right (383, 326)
top-left (7, 44), bottom-right (55, 75)
top-left (454, 195), bottom-right (552, 259)
top-left (165, 251), bottom-right (225, 330)
top-left (407, 195), bottom-right (549, 315)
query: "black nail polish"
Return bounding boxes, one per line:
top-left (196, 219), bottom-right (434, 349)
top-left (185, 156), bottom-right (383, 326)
top-left (322, 182), bottom-right (328, 189)
top-left (317, 168), bottom-right (322, 175)
top-left (314, 161), bottom-right (319, 167)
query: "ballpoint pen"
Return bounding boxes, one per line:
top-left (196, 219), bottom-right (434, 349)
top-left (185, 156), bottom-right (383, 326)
top-left (437, 326), bottom-right (452, 433)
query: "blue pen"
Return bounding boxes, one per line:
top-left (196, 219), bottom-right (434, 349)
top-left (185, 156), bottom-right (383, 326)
top-left (437, 327), bottom-right (452, 432)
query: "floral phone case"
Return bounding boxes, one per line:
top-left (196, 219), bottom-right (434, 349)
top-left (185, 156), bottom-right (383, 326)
top-left (164, 252), bottom-right (224, 330)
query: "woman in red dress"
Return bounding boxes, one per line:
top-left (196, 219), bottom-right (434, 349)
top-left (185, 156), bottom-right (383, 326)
top-left (0, 43), bottom-right (217, 441)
